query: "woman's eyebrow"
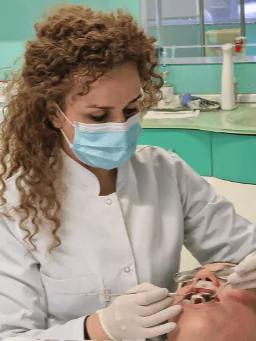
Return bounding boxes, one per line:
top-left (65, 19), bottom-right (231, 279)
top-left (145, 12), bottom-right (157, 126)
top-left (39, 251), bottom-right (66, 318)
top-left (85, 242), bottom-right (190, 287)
top-left (128, 93), bottom-right (142, 103)
top-left (85, 93), bottom-right (142, 110)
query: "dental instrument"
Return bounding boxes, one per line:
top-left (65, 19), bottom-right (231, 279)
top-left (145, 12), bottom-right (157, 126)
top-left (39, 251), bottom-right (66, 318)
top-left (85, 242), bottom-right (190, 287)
top-left (82, 290), bottom-right (183, 299)
top-left (168, 292), bottom-right (185, 297)
top-left (122, 291), bottom-right (184, 298)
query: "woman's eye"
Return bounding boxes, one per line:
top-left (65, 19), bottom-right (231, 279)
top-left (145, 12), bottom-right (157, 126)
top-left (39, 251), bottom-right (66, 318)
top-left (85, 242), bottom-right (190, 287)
top-left (88, 108), bottom-right (138, 123)
top-left (124, 108), bottom-right (138, 117)
top-left (89, 113), bottom-right (108, 122)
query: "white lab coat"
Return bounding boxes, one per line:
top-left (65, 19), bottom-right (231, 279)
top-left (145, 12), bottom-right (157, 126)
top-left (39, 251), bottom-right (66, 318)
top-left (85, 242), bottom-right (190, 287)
top-left (0, 145), bottom-right (256, 340)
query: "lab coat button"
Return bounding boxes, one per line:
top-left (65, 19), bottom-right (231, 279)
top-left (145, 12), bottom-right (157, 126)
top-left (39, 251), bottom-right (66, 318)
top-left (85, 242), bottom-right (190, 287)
top-left (105, 198), bottom-right (112, 205)
top-left (123, 266), bottom-right (132, 273)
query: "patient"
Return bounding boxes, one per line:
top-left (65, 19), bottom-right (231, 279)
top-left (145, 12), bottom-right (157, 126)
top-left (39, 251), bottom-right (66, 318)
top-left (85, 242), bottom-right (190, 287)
top-left (168, 263), bottom-right (256, 341)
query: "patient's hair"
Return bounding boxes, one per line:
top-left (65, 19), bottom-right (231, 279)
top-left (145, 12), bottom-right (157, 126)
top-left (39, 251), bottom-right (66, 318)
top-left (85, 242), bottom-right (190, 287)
top-left (0, 4), bottom-right (162, 250)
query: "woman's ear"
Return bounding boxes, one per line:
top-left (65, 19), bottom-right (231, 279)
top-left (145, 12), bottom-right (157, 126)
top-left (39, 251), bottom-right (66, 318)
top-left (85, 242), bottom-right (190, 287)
top-left (51, 115), bottom-right (64, 129)
top-left (49, 104), bottom-right (65, 129)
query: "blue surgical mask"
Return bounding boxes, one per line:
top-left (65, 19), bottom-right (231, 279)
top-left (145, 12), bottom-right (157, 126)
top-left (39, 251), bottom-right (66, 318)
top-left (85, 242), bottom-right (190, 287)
top-left (57, 106), bottom-right (142, 169)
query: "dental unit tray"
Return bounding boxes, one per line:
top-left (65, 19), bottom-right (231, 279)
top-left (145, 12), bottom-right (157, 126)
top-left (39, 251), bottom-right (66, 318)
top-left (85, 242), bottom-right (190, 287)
top-left (154, 94), bottom-right (221, 112)
top-left (186, 95), bottom-right (221, 111)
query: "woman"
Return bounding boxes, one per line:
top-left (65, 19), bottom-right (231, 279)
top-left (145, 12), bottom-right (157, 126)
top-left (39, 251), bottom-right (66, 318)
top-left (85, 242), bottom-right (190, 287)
top-left (0, 4), bottom-right (256, 341)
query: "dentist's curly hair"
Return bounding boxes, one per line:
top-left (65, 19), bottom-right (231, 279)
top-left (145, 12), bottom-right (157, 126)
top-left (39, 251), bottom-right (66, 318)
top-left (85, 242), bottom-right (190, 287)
top-left (0, 4), bottom-right (163, 250)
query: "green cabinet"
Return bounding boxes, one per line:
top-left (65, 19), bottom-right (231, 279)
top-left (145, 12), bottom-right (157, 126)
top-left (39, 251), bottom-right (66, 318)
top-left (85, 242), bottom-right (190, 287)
top-left (212, 133), bottom-right (256, 184)
top-left (139, 128), bottom-right (256, 184)
top-left (139, 128), bottom-right (212, 176)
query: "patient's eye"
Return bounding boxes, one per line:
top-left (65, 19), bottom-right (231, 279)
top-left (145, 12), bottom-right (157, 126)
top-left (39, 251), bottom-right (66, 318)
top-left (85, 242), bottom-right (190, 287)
top-left (174, 267), bottom-right (202, 284)
top-left (215, 266), bottom-right (236, 280)
top-left (181, 281), bottom-right (193, 288)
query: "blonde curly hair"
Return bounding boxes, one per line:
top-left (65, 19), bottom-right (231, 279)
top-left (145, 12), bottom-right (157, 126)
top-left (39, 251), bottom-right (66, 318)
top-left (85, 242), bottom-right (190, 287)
top-left (0, 4), bottom-right (163, 250)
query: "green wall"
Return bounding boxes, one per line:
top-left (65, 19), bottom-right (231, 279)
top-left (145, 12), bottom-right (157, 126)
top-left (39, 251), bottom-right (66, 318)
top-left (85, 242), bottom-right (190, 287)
top-left (0, 0), bottom-right (140, 72)
top-left (1, 1), bottom-right (256, 95)
top-left (165, 62), bottom-right (256, 94)
top-left (0, 0), bottom-right (140, 40)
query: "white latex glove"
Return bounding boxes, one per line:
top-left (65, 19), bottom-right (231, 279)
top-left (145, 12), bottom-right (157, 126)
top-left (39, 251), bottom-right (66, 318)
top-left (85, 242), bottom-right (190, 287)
top-left (228, 251), bottom-right (256, 289)
top-left (97, 282), bottom-right (182, 341)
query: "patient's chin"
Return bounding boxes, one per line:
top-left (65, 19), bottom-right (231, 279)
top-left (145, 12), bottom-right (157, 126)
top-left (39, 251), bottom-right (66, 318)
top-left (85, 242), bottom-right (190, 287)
top-left (168, 303), bottom-right (256, 341)
top-left (168, 312), bottom-right (221, 341)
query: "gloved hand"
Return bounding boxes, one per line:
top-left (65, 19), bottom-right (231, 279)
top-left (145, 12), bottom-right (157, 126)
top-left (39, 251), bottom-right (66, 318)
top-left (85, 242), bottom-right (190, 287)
top-left (97, 282), bottom-right (182, 341)
top-left (228, 251), bottom-right (256, 289)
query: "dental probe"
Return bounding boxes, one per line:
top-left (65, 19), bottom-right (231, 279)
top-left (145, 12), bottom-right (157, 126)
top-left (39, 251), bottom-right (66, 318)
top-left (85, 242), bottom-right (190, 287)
top-left (168, 292), bottom-right (184, 297)
top-left (122, 291), bottom-right (184, 297)
top-left (87, 291), bottom-right (186, 298)
top-left (111, 291), bottom-right (185, 297)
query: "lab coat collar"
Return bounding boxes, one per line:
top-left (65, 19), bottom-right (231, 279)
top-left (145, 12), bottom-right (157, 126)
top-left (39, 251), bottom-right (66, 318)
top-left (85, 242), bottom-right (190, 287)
top-left (61, 150), bottom-right (128, 196)
top-left (61, 150), bottom-right (100, 194)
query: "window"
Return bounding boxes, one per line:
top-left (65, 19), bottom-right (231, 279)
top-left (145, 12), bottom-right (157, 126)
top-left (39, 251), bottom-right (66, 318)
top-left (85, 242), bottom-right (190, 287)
top-left (140, 0), bottom-right (256, 63)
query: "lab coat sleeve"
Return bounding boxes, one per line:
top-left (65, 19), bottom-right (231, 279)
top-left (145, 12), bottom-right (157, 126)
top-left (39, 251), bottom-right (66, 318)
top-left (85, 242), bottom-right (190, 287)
top-left (0, 218), bottom-right (86, 340)
top-left (173, 154), bottom-right (256, 264)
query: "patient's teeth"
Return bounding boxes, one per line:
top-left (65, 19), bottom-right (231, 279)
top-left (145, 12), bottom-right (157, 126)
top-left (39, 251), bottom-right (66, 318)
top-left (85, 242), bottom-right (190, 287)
top-left (182, 299), bottom-right (192, 304)
top-left (191, 294), bottom-right (206, 304)
top-left (195, 280), bottom-right (215, 290)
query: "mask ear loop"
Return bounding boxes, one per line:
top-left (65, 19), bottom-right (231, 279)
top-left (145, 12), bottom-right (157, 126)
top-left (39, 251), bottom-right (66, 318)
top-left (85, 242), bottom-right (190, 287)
top-left (140, 87), bottom-right (145, 101)
top-left (139, 87), bottom-right (148, 120)
top-left (55, 103), bottom-right (75, 127)
top-left (55, 103), bottom-right (74, 147)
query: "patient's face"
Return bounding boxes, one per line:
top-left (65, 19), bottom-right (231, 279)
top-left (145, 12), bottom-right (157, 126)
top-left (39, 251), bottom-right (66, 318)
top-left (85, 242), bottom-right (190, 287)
top-left (168, 263), bottom-right (256, 341)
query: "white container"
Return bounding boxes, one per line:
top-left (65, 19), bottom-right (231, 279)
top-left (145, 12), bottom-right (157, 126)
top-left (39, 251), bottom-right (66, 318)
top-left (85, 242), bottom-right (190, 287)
top-left (161, 85), bottom-right (174, 105)
top-left (221, 43), bottom-right (236, 110)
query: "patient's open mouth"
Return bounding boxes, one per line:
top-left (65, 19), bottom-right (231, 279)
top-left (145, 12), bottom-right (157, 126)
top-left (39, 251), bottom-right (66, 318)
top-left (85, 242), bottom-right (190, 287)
top-left (182, 280), bottom-right (220, 304)
top-left (182, 292), bottom-right (219, 304)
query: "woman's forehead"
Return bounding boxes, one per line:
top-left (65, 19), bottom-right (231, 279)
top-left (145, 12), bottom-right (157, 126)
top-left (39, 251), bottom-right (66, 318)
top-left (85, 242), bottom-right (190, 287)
top-left (66, 62), bottom-right (141, 106)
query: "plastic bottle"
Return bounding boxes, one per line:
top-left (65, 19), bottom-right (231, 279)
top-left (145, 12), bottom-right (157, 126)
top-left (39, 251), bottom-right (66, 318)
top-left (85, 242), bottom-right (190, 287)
top-left (221, 43), bottom-right (236, 110)
top-left (234, 36), bottom-right (246, 59)
top-left (159, 47), bottom-right (174, 106)
top-left (161, 70), bottom-right (174, 105)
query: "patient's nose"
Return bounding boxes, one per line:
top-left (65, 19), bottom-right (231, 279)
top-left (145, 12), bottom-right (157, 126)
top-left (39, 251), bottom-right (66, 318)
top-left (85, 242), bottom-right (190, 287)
top-left (193, 268), bottom-right (220, 287)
